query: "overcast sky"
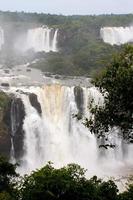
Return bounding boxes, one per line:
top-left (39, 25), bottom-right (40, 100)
top-left (0, 0), bottom-right (133, 15)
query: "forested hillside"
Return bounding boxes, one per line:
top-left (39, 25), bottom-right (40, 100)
top-left (0, 11), bottom-right (133, 75)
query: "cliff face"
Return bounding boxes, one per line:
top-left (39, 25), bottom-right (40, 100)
top-left (0, 92), bottom-right (25, 160)
top-left (4, 97), bottom-right (25, 160)
top-left (0, 92), bottom-right (11, 158)
top-left (0, 91), bottom-right (43, 160)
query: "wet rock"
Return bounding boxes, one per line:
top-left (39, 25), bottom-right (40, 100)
top-left (26, 68), bottom-right (31, 72)
top-left (74, 86), bottom-right (84, 115)
top-left (0, 92), bottom-right (11, 158)
top-left (54, 75), bottom-right (60, 79)
top-left (1, 83), bottom-right (10, 87)
top-left (4, 97), bottom-right (25, 160)
top-left (4, 69), bottom-right (10, 74)
top-left (16, 89), bottom-right (29, 95)
top-left (29, 93), bottom-right (42, 115)
top-left (0, 110), bottom-right (11, 158)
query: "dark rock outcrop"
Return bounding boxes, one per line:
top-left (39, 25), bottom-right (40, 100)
top-left (0, 110), bottom-right (11, 158)
top-left (1, 83), bottom-right (10, 87)
top-left (0, 92), bottom-right (11, 158)
top-left (74, 86), bottom-right (84, 116)
top-left (4, 97), bottom-right (25, 160)
top-left (29, 93), bottom-right (42, 115)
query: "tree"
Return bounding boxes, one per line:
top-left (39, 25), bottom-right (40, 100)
top-left (19, 162), bottom-right (119, 200)
top-left (86, 45), bottom-right (133, 144)
top-left (20, 163), bottom-right (86, 200)
top-left (0, 156), bottom-right (18, 200)
top-left (0, 158), bottom-right (132, 200)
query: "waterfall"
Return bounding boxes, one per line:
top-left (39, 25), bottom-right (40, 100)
top-left (9, 96), bottom-right (25, 162)
top-left (15, 85), bottom-right (97, 174)
top-left (7, 85), bottom-right (133, 177)
top-left (0, 27), bottom-right (4, 50)
top-left (52, 29), bottom-right (58, 52)
top-left (10, 99), bottom-right (17, 163)
top-left (25, 26), bottom-right (58, 52)
top-left (100, 26), bottom-right (133, 45)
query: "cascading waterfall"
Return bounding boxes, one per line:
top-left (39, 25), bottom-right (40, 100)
top-left (0, 27), bottom-right (4, 50)
top-left (16, 85), bottom-right (98, 174)
top-left (52, 29), bottom-right (58, 52)
top-left (9, 96), bottom-right (25, 161)
top-left (10, 99), bottom-right (17, 163)
top-left (25, 26), bottom-right (58, 52)
top-left (8, 85), bottom-right (133, 177)
top-left (100, 26), bottom-right (133, 45)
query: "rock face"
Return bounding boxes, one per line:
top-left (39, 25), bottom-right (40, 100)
top-left (0, 92), bottom-right (11, 158)
top-left (74, 86), bottom-right (84, 115)
top-left (3, 96), bottom-right (25, 160)
top-left (0, 109), bottom-right (11, 158)
top-left (1, 83), bottom-right (10, 87)
top-left (0, 91), bottom-right (43, 160)
top-left (6, 98), bottom-right (25, 160)
top-left (29, 93), bottom-right (42, 115)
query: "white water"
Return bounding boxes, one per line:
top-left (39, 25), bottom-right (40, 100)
top-left (52, 29), bottom-right (58, 52)
top-left (10, 99), bottom-right (16, 164)
top-left (7, 85), bottom-right (133, 179)
top-left (0, 27), bottom-right (4, 50)
top-left (25, 26), bottom-right (58, 52)
top-left (16, 85), bottom-right (97, 174)
top-left (100, 26), bottom-right (133, 45)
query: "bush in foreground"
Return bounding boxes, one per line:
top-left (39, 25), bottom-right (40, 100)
top-left (0, 156), bottom-right (133, 200)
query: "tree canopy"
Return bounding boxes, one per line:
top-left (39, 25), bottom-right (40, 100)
top-left (0, 157), bottom-right (132, 200)
top-left (20, 162), bottom-right (119, 200)
top-left (0, 11), bottom-right (132, 75)
top-left (87, 45), bottom-right (133, 144)
top-left (0, 156), bottom-right (18, 200)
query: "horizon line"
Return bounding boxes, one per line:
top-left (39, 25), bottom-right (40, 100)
top-left (0, 9), bottom-right (133, 17)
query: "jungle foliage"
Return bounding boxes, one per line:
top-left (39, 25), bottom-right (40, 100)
top-left (0, 11), bottom-right (133, 75)
top-left (0, 156), bottom-right (18, 200)
top-left (0, 92), bottom-right (10, 110)
top-left (0, 157), bottom-right (133, 200)
top-left (86, 45), bottom-right (133, 144)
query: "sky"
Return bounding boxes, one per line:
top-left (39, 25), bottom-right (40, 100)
top-left (0, 0), bottom-right (133, 15)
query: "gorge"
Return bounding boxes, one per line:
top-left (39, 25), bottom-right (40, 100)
top-left (0, 12), bottom-right (133, 189)
top-left (1, 82), bottom-right (132, 181)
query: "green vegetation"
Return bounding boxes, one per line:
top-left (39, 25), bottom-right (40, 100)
top-left (0, 157), bottom-right (132, 200)
top-left (0, 11), bottom-right (133, 75)
top-left (0, 156), bottom-right (18, 200)
top-left (20, 162), bottom-right (118, 200)
top-left (0, 92), bottom-right (10, 109)
top-left (0, 92), bottom-right (10, 140)
top-left (1, 11), bottom-right (133, 26)
top-left (86, 45), bottom-right (133, 144)
top-left (30, 44), bottom-right (120, 76)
